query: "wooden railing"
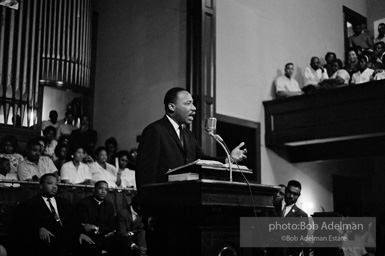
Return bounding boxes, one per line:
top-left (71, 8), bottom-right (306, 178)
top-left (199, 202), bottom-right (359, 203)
top-left (263, 80), bottom-right (385, 162)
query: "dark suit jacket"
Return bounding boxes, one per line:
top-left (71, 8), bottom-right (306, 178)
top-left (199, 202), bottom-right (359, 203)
top-left (284, 204), bottom-right (308, 218)
top-left (116, 206), bottom-right (146, 247)
top-left (136, 116), bottom-right (225, 188)
top-left (270, 202), bottom-right (309, 256)
top-left (23, 195), bottom-right (75, 256)
top-left (76, 196), bottom-right (115, 238)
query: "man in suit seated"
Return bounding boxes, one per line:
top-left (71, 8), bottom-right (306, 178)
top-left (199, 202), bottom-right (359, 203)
top-left (75, 180), bottom-right (122, 256)
top-left (23, 173), bottom-right (75, 256)
top-left (116, 196), bottom-right (147, 256)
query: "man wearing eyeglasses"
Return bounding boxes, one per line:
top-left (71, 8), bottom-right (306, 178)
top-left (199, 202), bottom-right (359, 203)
top-left (280, 180), bottom-right (309, 256)
top-left (281, 180), bottom-right (307, 218)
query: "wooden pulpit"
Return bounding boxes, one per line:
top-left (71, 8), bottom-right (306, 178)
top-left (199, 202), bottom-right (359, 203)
top-left (141, 177), bottom-right (278, 256)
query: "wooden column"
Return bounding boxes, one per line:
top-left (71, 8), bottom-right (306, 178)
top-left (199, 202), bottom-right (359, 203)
top-left (187, 0), bottom-right (216, 155)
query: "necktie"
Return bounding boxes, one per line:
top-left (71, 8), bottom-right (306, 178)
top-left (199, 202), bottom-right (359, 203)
top-left (282, 205), bottom-right (287, 217)
top-left (179, 126), bottom-right (184, 148)
top-left (47, 198), bottom-right (62, 226)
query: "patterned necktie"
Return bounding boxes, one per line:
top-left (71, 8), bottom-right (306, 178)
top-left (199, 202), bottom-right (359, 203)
top-left (179, 126), bottom-right (184, 148)
top-left (47, 198), bottom-right (62, 226)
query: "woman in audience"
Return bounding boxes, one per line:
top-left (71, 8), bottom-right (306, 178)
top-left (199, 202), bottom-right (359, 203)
top-left (351, 54), bottom-right (374, 84)
top-left (323, 52), bottom-right (337, 77)
top-left (53, 143), bottom-right (68, 171)
top-left (116, 150), bottom-right (136, 189)
top-left (35, 136), bottom-right (47, 156)
top-left (320, 58), bottom-right (350, 89)
top-left (88, 146), bottom-right (120, 188)
top-left (0, 135), bottom-right (24, 173)
top-left (345, 48), bottom-right (360, 75)
top-left (42, 126), bottom-right (58, 159)
top-left (60, 144), bottom-right (93, 185)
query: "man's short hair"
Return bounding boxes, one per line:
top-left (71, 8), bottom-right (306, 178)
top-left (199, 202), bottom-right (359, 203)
top-left (39, 173), bottom-right (57, 185)
top-left (284, 63), bottom-right (294, 69)
top-left (94, 180), bottom-right (108, 188)
top-left (164, 87), bottom-right (187, 113)
top-left (287, 180), bottom-right (302, 190)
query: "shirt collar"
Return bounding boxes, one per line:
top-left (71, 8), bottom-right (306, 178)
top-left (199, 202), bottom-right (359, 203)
top-left (93, 197), bottom-right (104, 205)
top-left (130, 205), bottom-right (138, 216)
top-left (166, 115), bottom-right (181, 133)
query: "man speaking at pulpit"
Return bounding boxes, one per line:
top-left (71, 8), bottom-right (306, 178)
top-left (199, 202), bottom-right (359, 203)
top-left (136, 87), bottom-right (247, 189)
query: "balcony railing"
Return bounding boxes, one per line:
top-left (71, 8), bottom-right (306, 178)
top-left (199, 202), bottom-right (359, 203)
top-left (263, 80), bottom-right (385, 162)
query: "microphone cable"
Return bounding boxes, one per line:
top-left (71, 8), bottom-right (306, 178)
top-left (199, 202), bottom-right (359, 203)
top-left (221, 140), bottom-right (257, 218)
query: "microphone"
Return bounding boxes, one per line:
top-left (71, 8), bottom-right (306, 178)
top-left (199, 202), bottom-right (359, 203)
top-left (205, 117), bottom-right (217, 133)
top-left (205, 117), bottom-right (233, 182)
top-left (205, 117), bottom-right (223, 142)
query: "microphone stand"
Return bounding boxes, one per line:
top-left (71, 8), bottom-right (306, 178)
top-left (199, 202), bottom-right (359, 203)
top-left (208, 132), bottom-right (233, 182)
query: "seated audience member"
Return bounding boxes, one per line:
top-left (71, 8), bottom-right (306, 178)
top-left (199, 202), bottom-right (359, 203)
top-left (346, 48), bottom-right (360, 75)
top-left (323, 52), bottom-right (337, 77)
top-left (88, 147), bottom-right (119, 188)
top-left (23, 173), bottom-right (76, 256)
top-left (56, 111), bottom-right (78, 140)
top-left (0, 135), bottom-right (24, 173)
top-left (17, 139), bottom-right (58, 181)
top-left (349, 23), bottom-right (373, 50)
top-left (36, 136), bottom-right (47, 156)
top-left (303, 56), bottom-right (329, 93)
top-left (60, 144), bottom-right (93, 185)
top-left (53, 143), bottom-right (69, 171)
top-left (43, 126), bottom-right (58, 159)
top-left (116, 196), bottom-right (147, 256)
top-left (373, 60), bottom-right (385, 81)
top-left (372, 41), bottom-right (385, 69)
top-left (76, 181), bottom-right (122, 256)
top-left (374, 23), bottom-right (385, 44)
top-left (117, 150), bottom-right (136, 189)
top-left (41, 110), bottom-right (62, 132)
top-left (351, 55), bottom-right (374, 85)
top-left (319, 58), bottom-right (350, 89)
top-left (0, 158), bottom-right (19, 187)
top-left (274, 63), bottom-right (303, 98)
top-left (69, 115), bottom-right (97, 156)
top-left (105, 137), bottom-right (118, 165)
